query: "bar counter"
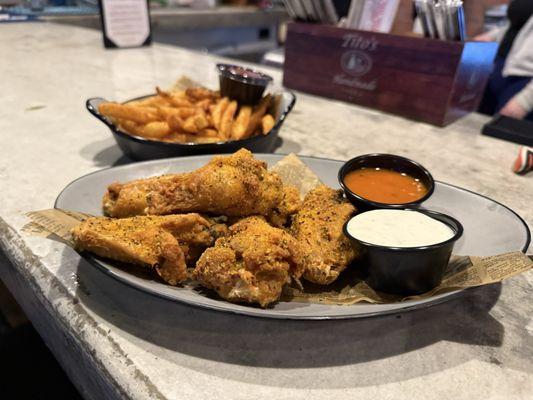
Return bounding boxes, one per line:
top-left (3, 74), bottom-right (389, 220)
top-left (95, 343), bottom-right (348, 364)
top-left (45, 5), bottom-right (289, 30)
top-left (0, 22), bottom-right (532, 400)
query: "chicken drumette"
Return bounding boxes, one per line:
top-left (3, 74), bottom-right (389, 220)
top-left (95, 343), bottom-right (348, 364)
top-left (291, 185), bottom-right (358, 285)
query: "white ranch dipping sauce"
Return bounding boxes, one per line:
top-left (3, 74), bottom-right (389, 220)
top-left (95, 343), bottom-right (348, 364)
top-left (346, 209), bottom-right (454, 247)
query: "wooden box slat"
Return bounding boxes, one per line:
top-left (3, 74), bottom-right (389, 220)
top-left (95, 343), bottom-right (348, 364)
top-left (283, 23), bottom-right (498, 126)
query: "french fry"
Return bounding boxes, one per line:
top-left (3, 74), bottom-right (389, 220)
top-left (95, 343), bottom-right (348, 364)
top-left (118, 119), bottom-right (169, 140)
top-left (185, 87), bottom-right (218, 101)
top-left (178, 108), bottom-right (199, 118)
top-left (117, 119), bottom-right (140, 135)
top-left (211, 97), bottom-right (229, 130)
top-left (195, 112), bottom-right (210, 130)
top-left (139, 121), bottom-right (171, 139)
top-left (261, 114), bottom-right (275, 135)
top-left (206, 114), bottom-right (214, 128)
top-left (219, 100), bottom-right (238, 139)
top-left (195, 98), bottom-right (212, 111)
top-left (98, 103), bottom-right (160, 124)
top-left (198, 128), bottom-right (219, 138)
top-left (124, 100), bottom-right (142, 107)
top-left (152, 97), bottom-right (173, 108)
top-left (132, 96), bottom-right (170, 108)
top-left (244, 94), bottom-right (271, 137)
top-left (168, 90), bottom-right (188, 99)
top-left (256, 94), bottom-right (272, 115)
top-left (158, 106), bottom-right (179, 120)
top-left (167, 114), bottom-right (184, 131)
top-left (194, 136), bottom-right (222, 144)
top-left (161, 133), bottom-right (189, 143)
top-left (169, 96), bottom-right (193, 108)
top-left (231, 106), bottom-right (252, 140)
top-left (182, 117), bottom-right (198, 133)
top-left (182, 111), bottom-right (210, 134)
top-left (158, 106), bottom-right (197, 120)
top-left (156, 87), bottom-right (193, 108)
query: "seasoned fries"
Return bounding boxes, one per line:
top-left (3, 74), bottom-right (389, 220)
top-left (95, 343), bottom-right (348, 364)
top-left (245, 94), bottom-right (271, 137)
top-left (231, 106), bottom-right (252, 140)
top-left (219, 100), bottom-right (238, 139)
top-left (211, 97), bottom-right (229, 130)
top-left (141, 121), bottom-right (171, 139)
top-left (99, 103), bottom-right (159, 124)
top-left (261, 114), bottom-right (275, 135)
top-left (98, 85), bottom-right (276, 144)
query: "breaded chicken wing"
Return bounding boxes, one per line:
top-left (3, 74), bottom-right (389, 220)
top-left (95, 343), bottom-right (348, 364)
top-left (103, 149), bottom-right (288, 218)
top-left (291, 185), bottom-right (357, 285)
top-left (193, 216), bottom-right (305, 307)
top-left (71, 214), bottom-right (227, 285)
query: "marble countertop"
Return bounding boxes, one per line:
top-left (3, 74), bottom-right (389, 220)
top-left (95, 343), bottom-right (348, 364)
top-left (0, 22), bottom-right (532, 400)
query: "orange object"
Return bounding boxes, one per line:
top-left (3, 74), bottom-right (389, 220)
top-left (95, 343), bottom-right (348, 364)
top-left (512, 146), bottom-right (533, 175)
top-left (343, 168), bottom-right (428, 204)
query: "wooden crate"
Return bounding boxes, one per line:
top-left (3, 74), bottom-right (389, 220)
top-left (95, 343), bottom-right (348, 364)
top-left (283, 23), bottom-right (498, 126)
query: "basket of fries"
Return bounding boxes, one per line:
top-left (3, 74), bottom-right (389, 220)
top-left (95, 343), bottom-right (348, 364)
top-left (86, 77), bottom-right (296, 161)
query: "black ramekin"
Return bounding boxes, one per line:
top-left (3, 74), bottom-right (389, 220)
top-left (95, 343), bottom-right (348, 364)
top-left (216, 63), bottom-right (273, 105)
top-left (343, 209), bottom-right (464, 296)
top-left (338, 153), bottom-right (435, 211)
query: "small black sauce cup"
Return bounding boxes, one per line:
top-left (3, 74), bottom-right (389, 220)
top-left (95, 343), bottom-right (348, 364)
top-left (338, 154), bottom-right (435, 211)
top-left (216, 63), bottom-right (273, 105)
top-left (343, 209), bottom-right (464, 295)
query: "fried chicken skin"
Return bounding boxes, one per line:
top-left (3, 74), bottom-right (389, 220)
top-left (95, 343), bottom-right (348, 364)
top-left (291, 185), bottom-right (357, 285)
top-left (103, 149), bottom-right (289, 218)
top-left (267, 185), bottom-right (302, 227)
top-left (193, 216), bottom-right (305, 307)
top-left (71, 214), bottom-right (227, 285)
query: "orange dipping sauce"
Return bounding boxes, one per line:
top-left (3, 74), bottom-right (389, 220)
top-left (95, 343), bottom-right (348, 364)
top-left (343, 168), bottom-right (427, 204)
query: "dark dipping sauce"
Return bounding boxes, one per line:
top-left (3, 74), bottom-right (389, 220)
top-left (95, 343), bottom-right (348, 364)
top-left (226, 66), bottom-right (265, 80)
top-left (343, 167), bottom-right (428, 204)
top-left (217, 63), bottom-right (272, 105)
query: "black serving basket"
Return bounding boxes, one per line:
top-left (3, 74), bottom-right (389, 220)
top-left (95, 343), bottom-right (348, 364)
top-left (86, 91), bottom-right (296, 161)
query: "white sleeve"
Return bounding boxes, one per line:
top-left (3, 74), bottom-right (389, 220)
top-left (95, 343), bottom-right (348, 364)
top-left (513, 80), bottom-right (533, 113)
top-left (503, 16), bottom-right (533, 77)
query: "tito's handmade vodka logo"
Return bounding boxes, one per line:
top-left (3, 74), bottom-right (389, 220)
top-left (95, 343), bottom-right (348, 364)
top-left (341, 51), bottom-right (372, 77)
top-left (334, 33), bottom-right (378, 92)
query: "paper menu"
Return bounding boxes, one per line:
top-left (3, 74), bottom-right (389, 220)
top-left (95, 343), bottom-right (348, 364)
top-left (100, 0), bottom-right (152, 48)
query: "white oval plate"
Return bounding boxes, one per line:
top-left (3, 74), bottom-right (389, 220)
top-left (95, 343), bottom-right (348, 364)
top-left (55, 154), bottom-right (530, 319)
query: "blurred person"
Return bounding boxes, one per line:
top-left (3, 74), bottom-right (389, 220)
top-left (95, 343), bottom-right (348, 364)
top-left (477, 0), bottom-right (533, 121)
